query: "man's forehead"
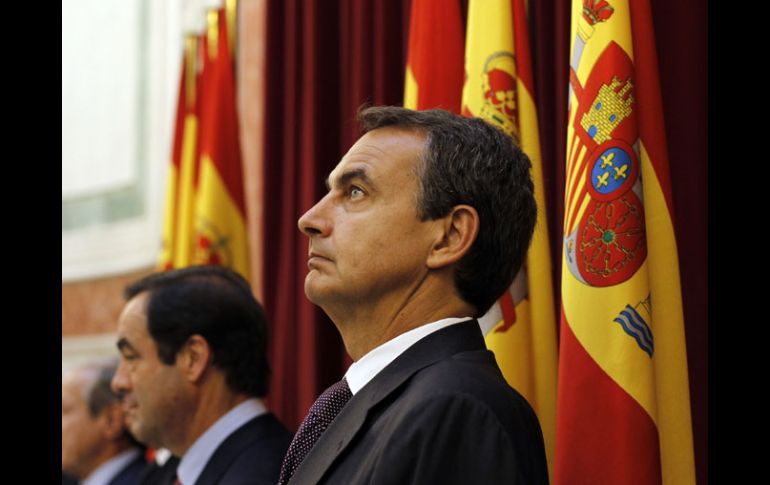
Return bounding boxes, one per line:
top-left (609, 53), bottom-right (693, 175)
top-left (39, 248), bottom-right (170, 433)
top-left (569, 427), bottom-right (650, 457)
top-left (328, 154), bottom-right (376, 186)
top-left (117, 293), bottom-right (150, 337)
top-left (62, 370), bottom-right (90, 399)
top-left (328, 128), bottom-right (426, 184)
top-left (120, 292), bottom-right (149, 319)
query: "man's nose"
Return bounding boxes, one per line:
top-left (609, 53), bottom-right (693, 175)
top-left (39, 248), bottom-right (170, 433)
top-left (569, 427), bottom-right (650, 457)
top-left (298, 195), bottom-right (332, 237)
top-left (111, 361), bottom-right (130, 394)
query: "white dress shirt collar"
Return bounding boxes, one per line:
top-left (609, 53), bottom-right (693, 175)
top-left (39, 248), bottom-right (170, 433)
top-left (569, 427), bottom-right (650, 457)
top-left (176, 398), bottom-right (267, 485)
top-left (344, 317), bottom-right (473, 395)
top-left (81, 447), bottom-right (141, 485)
top-left (153, 447), bottom-right (173, 466)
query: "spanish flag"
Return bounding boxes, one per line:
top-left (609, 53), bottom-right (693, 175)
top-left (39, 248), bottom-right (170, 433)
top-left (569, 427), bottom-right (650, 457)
top-left (192, 3), bottom-right (250, 280)
top-left (159, 0), bottom-right (249, 281)
top-left (158, 38), bottom-right (191, 271)
top-left (554, 0), bottom-right (695, 483)
top-left (461, 0), bottom-right (558, 478)
top-left (159, 34), bottom-right (202, 270)
top-left (403, 0), bottom-right (464, 112)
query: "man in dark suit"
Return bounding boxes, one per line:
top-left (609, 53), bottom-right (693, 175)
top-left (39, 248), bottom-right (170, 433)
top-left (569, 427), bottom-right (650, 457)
top-left (137, 449), bottom-right (179, 485)
top-left (62, 358), bottom-right (146, 485)
top-left (111, 266), bottom-right (292, 485)
top-left (282, 106), bottom-right (550, 484)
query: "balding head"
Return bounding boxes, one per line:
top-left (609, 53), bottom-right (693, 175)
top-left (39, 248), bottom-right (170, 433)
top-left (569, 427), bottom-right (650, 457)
top-left (62, 358), bottom-right (138, 479)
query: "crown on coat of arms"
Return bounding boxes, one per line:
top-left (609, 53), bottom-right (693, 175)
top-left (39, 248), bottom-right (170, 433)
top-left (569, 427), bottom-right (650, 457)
top-left (580, 76), bottom-right (634, 145)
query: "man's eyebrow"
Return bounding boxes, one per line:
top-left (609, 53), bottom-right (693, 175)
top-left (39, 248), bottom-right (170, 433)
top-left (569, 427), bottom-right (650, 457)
top-left (326, 167), bottom-right (373, 191)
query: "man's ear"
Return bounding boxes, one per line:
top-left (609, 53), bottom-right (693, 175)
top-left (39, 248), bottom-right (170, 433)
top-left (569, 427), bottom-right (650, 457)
top-left (98, 402), bottom-right (127, 440)
top-left (426, 204), bottom-right (479, 270)
top-left (177, 335), bottom-right (212, 383)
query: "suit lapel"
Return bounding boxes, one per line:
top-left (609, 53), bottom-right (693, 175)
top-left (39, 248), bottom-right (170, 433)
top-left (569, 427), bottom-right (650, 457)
top-left (195, 414), bottom-right (274, 485)
top-left (108, 454), bottom-right (147, 485)
top-left (288, 320), bottom-right (485, 484)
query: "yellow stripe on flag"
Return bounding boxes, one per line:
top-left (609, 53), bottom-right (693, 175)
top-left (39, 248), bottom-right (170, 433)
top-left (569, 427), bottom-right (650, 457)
top-left (159, 164), bottom-right (178, 269)
top-left (640, 141), bottom-right (695, 484)
top-left (174, 114), bottom-right (199, 268)
top-left (194, 154), bottom-right (250, 279)
top-left (404, 65), bottom-right (418, 110)
top-left (463, 0), bottom-right (558, 478)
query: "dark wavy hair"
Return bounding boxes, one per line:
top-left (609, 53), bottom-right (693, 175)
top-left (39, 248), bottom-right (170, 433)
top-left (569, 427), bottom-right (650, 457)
top-left (125, 266), bottom-right (270, 397)
top-left (359, 106), bottom-right (537, 317)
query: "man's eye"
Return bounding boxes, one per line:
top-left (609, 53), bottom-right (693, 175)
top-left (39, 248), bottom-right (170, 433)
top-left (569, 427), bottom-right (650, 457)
top-left (349, 187), bottom-right (365, 200)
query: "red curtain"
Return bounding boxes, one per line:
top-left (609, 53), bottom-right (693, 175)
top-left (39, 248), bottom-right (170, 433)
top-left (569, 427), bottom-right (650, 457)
top-left (260, 1), bottom-right (706, 482)
top-left (260, 0), bottom-right (412, 430)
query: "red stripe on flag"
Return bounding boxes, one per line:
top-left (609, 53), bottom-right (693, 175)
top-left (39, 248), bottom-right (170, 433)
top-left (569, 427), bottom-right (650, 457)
top-left (214, 9), bottom-right (246, 213)
top-left (192, 34), bottom-right (206, 190)
top-left (171, 58), bottom-right (187, 171)
top-left (496, 288), bottom-right (517, 333)
top-left (569, 67), bottom-right (584, 100)
top-left (512, 0), bottom-right (535, 95)
top-left (406, 0), bottom-right (464, 112)
top-left (565, 140), bottom-right (590, 232)
top-left (555, 306), bottom-right (662, 485)
top-left (629, 0), bottom-right (675, 220)
top-left (198, 10), bottom-right (247, 213)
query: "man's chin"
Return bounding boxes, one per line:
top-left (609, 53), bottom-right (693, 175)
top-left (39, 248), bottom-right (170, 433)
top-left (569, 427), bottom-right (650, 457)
top-left (126, 421), bottom-right (147, 443)
top-left (304, 278), bottom-right (328, 305)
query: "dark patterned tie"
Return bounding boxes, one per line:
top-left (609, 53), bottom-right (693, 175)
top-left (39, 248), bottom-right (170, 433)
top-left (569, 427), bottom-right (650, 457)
top-left (278, 377), bottom-right (353, 484)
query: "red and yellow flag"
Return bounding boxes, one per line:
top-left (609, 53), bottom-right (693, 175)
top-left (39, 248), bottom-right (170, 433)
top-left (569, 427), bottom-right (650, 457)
top-left (403, 0), bottom-right (464, 112)
top-left (192, 4), bottom-right (250, 280)
top-left (169, 32), bottom-right (208, 270)
top-left (158, 38), bottom-right (192, 271)
top-left (461, 0), bottom-right (558, 477)
top-left (159, 0), bottom-right (250, 281)
top-left (555, 0), bottom-right (695, 483)
top-left (162, 33), bottom-right (203, 269)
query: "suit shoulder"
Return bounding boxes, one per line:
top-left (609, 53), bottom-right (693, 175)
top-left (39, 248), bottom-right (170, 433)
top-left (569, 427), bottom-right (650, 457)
top-left (408, 350), bottom-right (537, 417)
top-left (395, 350), bottom-right (546, 456)
top-left (209, 414), bottom-right (293, 485)
top-left (341, 371), bottom-right (549, 485)
top-left (110, 453), bottom-right (146, 485)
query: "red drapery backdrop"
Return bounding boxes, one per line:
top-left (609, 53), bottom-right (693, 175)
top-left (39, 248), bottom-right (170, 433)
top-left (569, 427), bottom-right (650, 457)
top-left (260, 0), bottom-right (412, 430)
top-left (259, 1), bottom-right (706, 483)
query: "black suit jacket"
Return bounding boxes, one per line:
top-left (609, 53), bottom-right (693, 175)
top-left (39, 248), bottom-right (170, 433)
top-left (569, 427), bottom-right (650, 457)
top-left (62, 451), bottom-right (146, 485)
top-left (289, 320), bottom-right (549, 484)
top-left (109, 452), bottom-right (146, 485)
top-left (195, 412), bottom-right (292, 485)
top-left (62, 472), bottom-right (79, 485)
top-left (138, 455), bottom-right (179, 485)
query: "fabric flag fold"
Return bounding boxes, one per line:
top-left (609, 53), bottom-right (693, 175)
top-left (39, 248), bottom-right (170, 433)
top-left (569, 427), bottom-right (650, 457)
top-left (158, 38), bottom-right (191, 270)
top-left (403, 0), bottom-right (464, 113)
top-left (554, 0), bottom-right (695, 483)
top-left (461, 0), bottom-right (558, 478)
top-left (158, 3), bottom-right (250, 281)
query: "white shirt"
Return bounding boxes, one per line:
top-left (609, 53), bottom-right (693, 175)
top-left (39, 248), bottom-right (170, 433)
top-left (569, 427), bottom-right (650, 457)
top-left (344, 317), bottom-right (473, 395)
top-left (176, 398), bottom-right (268, 485)
top-left (153, 447), bottom-right (173, 466)
top-left (82, 448), bottom-right (141, 485)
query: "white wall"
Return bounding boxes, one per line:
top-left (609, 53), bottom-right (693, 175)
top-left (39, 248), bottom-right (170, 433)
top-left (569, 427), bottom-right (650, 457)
top-left (62, 0), bottom-right (185, 282)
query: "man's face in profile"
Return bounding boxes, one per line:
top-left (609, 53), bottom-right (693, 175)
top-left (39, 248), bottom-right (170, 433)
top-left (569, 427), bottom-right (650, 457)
top-left (112, 292), bottom-right (190, 449)
top-left (61, 370), bottom-right (103, 477)
top-left (298, 127), bottom-right (438, 310)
